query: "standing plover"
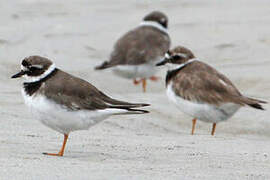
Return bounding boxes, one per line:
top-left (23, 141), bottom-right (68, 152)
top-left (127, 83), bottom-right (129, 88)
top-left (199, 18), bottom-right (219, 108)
top-left (12, 56), bottom-right (149, 156)
top-left (156, 46), bottom-right (266, 135)
top-left (95, 11), bottom-right (171, 92)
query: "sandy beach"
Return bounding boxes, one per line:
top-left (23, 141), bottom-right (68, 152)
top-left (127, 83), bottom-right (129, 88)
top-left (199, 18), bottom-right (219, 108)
top-left (0, 0), bottom-right (270, 179)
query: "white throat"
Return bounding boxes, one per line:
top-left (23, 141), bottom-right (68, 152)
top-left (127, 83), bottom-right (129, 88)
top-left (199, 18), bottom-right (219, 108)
top-left (23, 63), bottom-right (56, 83)
top-left (139, 21), bottom-right (168, 35)
top-left (167, 58), bottom-right (198, 70)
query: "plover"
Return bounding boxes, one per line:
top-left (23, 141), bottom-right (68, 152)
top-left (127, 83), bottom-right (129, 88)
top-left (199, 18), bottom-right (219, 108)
top-left (156, 46), bottom-right (266, 135)
top-left (12, 56), bottom-right (150, 156)
top-left (95, 11), bottom-right (171, 92)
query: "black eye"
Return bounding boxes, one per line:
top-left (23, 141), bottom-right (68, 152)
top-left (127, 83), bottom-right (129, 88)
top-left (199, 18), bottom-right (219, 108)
top-left (22, 60), bottom-right (30, 67)
top-left (29, 66), bottom-right (39, 72)
top-left (160, 21), bottom-right (167, 28)
top-left (173, 55), bottom-right (181, 60)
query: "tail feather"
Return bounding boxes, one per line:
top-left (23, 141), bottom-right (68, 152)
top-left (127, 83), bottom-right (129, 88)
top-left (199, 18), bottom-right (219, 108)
top-left (109, 104), bottom-right (150, 114)
top-left (246, 97), bottom-right (267, 104)
top-left (241, 96), bottom-right (267, 110)
top-left (95, 61), bottom-right (111, 70)
top-left (95, 89), bottom-right (150, 114)
top-left (108, 102), bottom-right (150, 108)
top-left (110, 107), bottom-right (149, 115)
top-left (248, 103), bottom-right (264, 110)
top-left (99, 91), bottom-right (150, 108)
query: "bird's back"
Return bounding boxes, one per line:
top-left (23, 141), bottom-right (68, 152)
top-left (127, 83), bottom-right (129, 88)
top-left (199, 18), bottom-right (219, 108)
top-left (109, 26), bottom-right (170, 66)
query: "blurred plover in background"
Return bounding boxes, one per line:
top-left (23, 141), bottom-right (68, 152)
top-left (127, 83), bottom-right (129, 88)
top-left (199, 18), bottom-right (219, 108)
top-left (95, 11), bottom-right (171, 92)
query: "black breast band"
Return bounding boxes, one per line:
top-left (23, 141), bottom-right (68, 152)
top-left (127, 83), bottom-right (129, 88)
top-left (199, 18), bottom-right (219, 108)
top-left (23, 68), bottom-right (58, 96)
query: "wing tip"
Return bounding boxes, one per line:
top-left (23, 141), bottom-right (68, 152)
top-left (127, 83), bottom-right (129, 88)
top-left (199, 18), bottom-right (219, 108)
top-left (246, 97), bottom-right (267, 110)
top-left (95, 61), bottom-right (110, 70)
top-left (139, 103), bottom-right (150, 107)
top-left (248, 103), bottom-right (265, 110)
top-left (126, 108), bottom-right (150, 114)
top-left (109, 103), bottom-right (150, 114)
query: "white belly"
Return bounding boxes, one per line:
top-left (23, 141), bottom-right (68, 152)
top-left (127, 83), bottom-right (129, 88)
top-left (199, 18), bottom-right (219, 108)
top-left (112, 60), bottom-right (161, 79)
top-left (22, 89), bottom-right (124, 134)
top-left (166, 83), bottom-right (241, 123)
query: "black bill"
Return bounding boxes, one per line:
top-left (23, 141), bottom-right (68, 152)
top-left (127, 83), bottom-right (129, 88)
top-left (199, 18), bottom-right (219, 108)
top-left (11, 70), bottom-right (26, 78)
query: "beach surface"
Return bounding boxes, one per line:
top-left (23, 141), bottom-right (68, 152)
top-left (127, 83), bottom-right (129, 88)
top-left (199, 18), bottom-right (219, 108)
top-left (0, 0), bottom-right (270, 179)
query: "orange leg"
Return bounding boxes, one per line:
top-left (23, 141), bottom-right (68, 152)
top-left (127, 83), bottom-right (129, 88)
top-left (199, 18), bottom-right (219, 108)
top-left (142, 79), bottom-right (147, 92)
top-left (43, 134), bottom-right (69, 157)
top-left (191, 118), bottom-right (197, 135)
top-left (133, 78), bottom-right (147, 92)
top-left (211, 123), bottom-right (217, 136)
top-left (149, 76), bottom-right (159, 82)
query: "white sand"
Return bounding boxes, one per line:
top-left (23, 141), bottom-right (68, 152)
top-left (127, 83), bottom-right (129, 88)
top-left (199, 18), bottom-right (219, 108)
top-left (0, 0), bottom-right (270, 179)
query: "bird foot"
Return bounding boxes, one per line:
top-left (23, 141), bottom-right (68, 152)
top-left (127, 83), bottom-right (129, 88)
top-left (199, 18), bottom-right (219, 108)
top-left (133, 79), bottom-right (142, 85)
top-left (43, 152), bottom-right (63, 156)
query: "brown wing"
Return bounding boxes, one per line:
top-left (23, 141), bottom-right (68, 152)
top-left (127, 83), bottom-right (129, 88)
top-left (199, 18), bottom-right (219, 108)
top-left (171, 61), bottom-right (245, 106)
top-left (41, 70), bottom-right (149, 111)
top-left (95, 26), bottom-right (170, 69)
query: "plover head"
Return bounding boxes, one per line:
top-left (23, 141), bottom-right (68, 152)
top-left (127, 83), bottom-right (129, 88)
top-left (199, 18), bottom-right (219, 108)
top-left (11, 56), bottom-right (56, 83)
top-left (143, 11), bottom-right (168, 28)
top-left (156, 46), bottom-right (195, 66)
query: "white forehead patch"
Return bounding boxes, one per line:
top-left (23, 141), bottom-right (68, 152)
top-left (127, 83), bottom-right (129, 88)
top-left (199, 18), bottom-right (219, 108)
top-left (21, 64), bottom-right (28, 71)
top-left (165, 53), bottom-right (170, 59)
